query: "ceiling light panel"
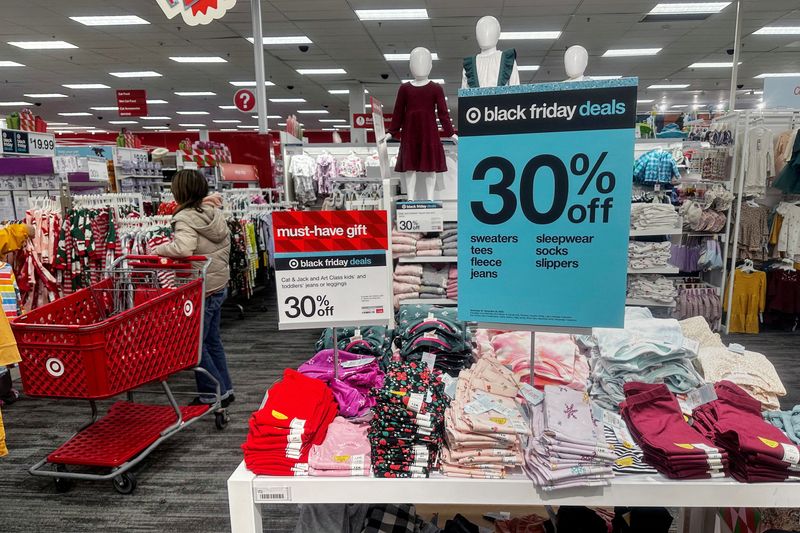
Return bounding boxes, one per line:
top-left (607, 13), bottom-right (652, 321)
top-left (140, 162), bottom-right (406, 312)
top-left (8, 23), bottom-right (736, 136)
top-left (110, 71), bottom-right (162, 78)
top-left (355, 9), bottom-right (429, 20)
top-left (170, 56), bottom-right (227, 63)
top-left (754, 72), bottom-right (800, 78)
top-left (176, 111), bottom-right (209, 115)
top-left (319, 119), bottom-right (347, 123)
top-left (147, 99), bottom-right (168, 104)
top-left (229, 81), bottom-right (275, 86)
top-left (269, 98), bottom-right (306, 103)
top-left (296, 110), bottom-right (329, 114)
top-left (517, 65), bottom-right (540, 71)
top-left (603, 48), bottom-right (661, 57)
top-left (63, 83), bottom-right (109, 89)
top-left (141, 116), bottom-right (171, 120)
top-left (328, 89), bottom-right (350, 94)
top-left (175, 91), bottom-right (216, 96)
top-left (754, 26), bottom-right (800, 35)
top-left (219, 105), bottom-right (237, 109)
top-left (142, 126), bottom-right (168, 130)
top-left (296, 68), bottom-right (346, 75)
top-left (648, 83), bottom-right (691, 88)
top-left (108, 120), bottom-right (138, 124)
top-left (648, 2), bottom-right (730, 14)
top-left (178, 123), bottom-right (206, 127)
top-left (58, 112), bottom-right (92, 116)
top-left (8, 41), bottom-right (77, 49)
top-left (247, 36), bottom-right (312, 45)
top-left (499, 31), bottom-right (561, 40)
top-left (384, 53), bottom-right (439, 61)
top-left (689, 62), bottom-right (735, 67)
top-left (70, 15), bottom-right (149, 26)
top-left (402, 79), bottom-right (445, 84)
top-left (0, 61), bottom-right (24, 67)
top-left (90, 106), bottom-right (118, 110)
top-left (0, 101), bottom-right (33, 106)
top-left (24, 93), bottom-right (67, 98)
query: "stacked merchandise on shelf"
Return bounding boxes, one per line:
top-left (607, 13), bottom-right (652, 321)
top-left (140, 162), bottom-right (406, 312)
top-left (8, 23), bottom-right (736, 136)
top-left (525, 385), bottom-right (615, 490)
top-left (315, 326), bottom-right (395, 369)
top-left (242, 369), bottom-right (338, 476)
top-left (473, 330), bottom-right (589, 389)
top-left (393, 264), bottom-right (457, 308)
top-left (626, 274), bottom-right (677, 305)
top-left (680, 316), bottom-right (785, 411)
top-left (391, 223), bottom-right (457, 259)
top-left (724, 262), bottom-right (766, 334)
top-left (627, 241), bottom-right (673, 271)
top-left (393, 263), bottom-right (422, 308)
top-left (580, 307), bottom-right (705, 412)
top-left (368, 358), bottom-right (448, 478)
top-left (446, 267), bottom-right (457, 300)
top-left (679, 199), bottom-right (728, 234)
top-left (395, 304), bottom-right (472, 377)
top-left (440, 357), bottom-right (525, 479)
top-left (599, 408), bottom-right (658, 475)
top-left (669, 237), bottom-right (724, 273)
top-left (629, 203), bottom-right (679, 230)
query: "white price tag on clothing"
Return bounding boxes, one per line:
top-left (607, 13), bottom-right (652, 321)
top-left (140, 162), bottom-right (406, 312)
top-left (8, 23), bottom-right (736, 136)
top-left (728, 343), bottom-right (745, 355)
top-left (290, 418), bottom-right (306, 430)
top-left (421, 352), bottom-right (436, 371)
top-left (518, 383), bottom-right (544, 406)
top-left (350, 454), bottom-right (365, 475)
top-left (782, 443), bottom-right (800, 465)
top-left (408, 392), bottom-right (424, 412)
top-left (286, 432), bottom-right (302, 443)
top-left (340, 356), bottom-right (375, 368)
top-left (682, 338), bottom-right (700, 355)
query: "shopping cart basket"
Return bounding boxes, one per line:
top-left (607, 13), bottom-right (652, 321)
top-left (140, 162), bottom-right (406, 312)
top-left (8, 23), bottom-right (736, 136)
top-left (12, 255), bottom-right (229, 494)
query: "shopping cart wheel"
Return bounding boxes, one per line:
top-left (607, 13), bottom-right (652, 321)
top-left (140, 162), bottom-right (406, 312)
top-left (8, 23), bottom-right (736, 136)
top-left (53, 464), bottom-right (74, 493)
top-left (112, 472), bottom-right (137, 495)
top-left (215, 410), bottom-right (229, 430)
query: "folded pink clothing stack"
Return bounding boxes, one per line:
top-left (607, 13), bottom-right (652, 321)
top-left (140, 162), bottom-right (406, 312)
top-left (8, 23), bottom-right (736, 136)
top-left (308, 417), bottom-right (372, 477)
top-left (441, 357), bottom-right (526, 479)
top-left (446, 265), bottom-right (457, 300)
top-left (393, 263), bottom-right (423, 309)
top-left (392, 229), bottom-right (422, 258)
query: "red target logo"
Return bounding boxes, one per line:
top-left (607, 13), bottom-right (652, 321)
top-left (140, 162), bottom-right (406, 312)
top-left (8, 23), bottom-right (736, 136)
top-left (46, 357), bottom-right (65, 378)
top-left (184, 300), bottom-right (194, 317)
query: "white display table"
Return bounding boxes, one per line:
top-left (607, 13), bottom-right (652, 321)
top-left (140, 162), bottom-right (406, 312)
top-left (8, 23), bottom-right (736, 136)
top-left (227, 461), bottom-right (800, 533)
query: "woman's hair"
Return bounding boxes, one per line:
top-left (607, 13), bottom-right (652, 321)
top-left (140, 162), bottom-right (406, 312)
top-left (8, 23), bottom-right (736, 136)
top-left (171, 169), bottom-right (209, 213)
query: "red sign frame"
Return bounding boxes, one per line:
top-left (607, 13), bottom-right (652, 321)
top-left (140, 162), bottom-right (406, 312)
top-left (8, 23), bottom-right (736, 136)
top-left (272, 210), bottom-right (388, 254)
top-left (234, 89), bottom-right (256, 113)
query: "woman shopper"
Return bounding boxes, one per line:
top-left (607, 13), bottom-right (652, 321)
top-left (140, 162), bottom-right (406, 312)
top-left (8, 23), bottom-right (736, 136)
top-left (154, 170), bottom-right (234, 407)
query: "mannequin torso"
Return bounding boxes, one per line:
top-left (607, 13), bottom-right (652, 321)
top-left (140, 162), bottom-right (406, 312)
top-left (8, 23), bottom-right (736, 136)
top-left (462, 16), bottom-right (520, 89)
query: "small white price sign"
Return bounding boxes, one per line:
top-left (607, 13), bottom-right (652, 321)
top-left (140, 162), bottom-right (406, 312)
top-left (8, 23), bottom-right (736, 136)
top-left (87, 157), bottom-right (109, 182)
top-left (26, 132), bottom-right (56, 156)
top-left (253, 486), bottom-right (291, 502)
top-left (396, 201), bottom-right (444, 233)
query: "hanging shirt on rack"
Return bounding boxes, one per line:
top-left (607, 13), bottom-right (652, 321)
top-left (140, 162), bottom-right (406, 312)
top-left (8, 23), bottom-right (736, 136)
top-left (736, 203), bottom-right (770, 261)
top-left (289, 153), bottom-right (316, 206)
top-left (633, 149), bottom-right (681, 185)
top-left (339, 154), bottom-right (366, 178)
top-left (744, 126), bottom-right (774, 197)
top-left (776, 202), bottom-right (800, 259)
top-left (774, 129), bottom-right (799, 176)
top-left (314, 153), bottom-right (338, 195)
top-left (724, 269), bottom-right (767, 334)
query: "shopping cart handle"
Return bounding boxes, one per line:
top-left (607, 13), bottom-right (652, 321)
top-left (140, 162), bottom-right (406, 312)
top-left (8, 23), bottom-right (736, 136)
top-left (126, 255), bottom-right (208, 263)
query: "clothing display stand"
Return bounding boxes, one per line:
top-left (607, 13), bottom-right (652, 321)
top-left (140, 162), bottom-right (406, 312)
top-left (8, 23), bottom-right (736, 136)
top-left (723, 109), bottom-right (800, 333)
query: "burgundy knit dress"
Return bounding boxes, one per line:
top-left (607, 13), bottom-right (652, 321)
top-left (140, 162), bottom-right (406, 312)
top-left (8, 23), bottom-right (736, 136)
top-left (389, 81), bottom-right (454, 173)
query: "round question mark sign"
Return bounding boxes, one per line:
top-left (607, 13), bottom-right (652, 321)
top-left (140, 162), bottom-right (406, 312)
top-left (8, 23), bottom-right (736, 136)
top-left (234, 89), bottom-right (256, 113)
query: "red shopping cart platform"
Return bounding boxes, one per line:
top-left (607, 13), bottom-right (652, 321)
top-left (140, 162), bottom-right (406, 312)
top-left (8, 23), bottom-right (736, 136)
top-left (12, 255), bottom-right (228, 494)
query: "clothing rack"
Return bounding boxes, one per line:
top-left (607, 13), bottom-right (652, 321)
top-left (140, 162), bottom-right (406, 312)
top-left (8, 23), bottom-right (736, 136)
top-left (71, 192), bottom-right (144, 214)
top-left (724, 110), bottom-right (800, 333)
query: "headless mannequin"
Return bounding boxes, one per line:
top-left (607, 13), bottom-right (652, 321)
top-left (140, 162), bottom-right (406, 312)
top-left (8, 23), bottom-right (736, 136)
top-left (462, 16), bottom-right (520, 89)
top-left (564, 45), bottom-right (589, 82)
top-left (388, 47), bottom-right (457, 201)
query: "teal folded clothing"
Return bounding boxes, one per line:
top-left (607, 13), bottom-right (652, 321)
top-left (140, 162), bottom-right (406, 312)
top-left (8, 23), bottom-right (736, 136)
top-left (764, 407), bottom-right (800, 445)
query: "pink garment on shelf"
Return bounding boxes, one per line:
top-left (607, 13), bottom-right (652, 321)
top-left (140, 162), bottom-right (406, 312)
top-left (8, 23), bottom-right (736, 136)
top-left (308, 417), bottom-right (371, 475)
top-left (393, 282), bottom-right (420, 295)
top-left (393, 275), bottom-right (422, 285)
top-left (394, 292), bottom-right (419, 308)
top-left (392, 230), bottom-right (423, 240)
top-left (392, 235), bottom-right (417, 246)
top-left (416, 249), bottom-right (443, 257)
top-left (392, 244), bottom-right (415, 254)
top-left (416, 238), bottom-right (442, 251)
top-left (394, 264), bottom-right (423, 276)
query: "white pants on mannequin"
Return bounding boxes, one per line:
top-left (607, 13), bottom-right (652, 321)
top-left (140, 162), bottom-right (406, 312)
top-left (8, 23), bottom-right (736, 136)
top-left (405, 171), bottom-right (435, 201)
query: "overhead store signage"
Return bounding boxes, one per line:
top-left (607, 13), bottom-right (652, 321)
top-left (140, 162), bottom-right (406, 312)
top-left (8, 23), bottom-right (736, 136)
top-left (234, 89), bottom-right (256, 113)
top-left (116, 90), bottom-right (148, 117)
top-left (763, 77), bottom-right (800, 109)
top-left (457, 79), bottom-right (637, 329)
top-left (353, 112), bottom-right (393, 129)
top-left (272, 210), bottom-right (391, 330)
top-left (156, 0), bottom-right (236, 26)
top-left (1, 129), bottom-right (55, 157)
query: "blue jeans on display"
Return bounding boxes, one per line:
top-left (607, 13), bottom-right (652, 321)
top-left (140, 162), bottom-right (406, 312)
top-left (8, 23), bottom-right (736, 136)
top-left (196, 288), bottom-right (233, 403)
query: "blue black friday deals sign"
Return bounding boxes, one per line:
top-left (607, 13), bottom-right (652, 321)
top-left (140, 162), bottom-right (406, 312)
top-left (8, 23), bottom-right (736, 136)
top-left (457, 79), bottom-right (637, 329)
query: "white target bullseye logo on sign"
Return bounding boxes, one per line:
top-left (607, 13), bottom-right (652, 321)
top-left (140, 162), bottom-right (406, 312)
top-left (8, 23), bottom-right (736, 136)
top-left (184, 300), bottom-right (194, 317)
top-left (46, 357), bottom-right (65, 378)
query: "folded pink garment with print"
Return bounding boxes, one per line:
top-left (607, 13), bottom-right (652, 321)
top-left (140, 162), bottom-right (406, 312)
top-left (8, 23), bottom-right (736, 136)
top-left (393, 230), bottom-right (423, 240)
top-left (392, 244), bottom-right (415, 254)
top-left (395, 264), bottom-right (423, 276)
top-left (393, 274), bottom-right (422, 285)
top-left (394, 292), bottom-right (419, 308)
top-left (308, 465), bottom-right (371, 476)
top-left (308, 417), bottom-right (370, 470)
top-left (393, 282), bottom-right (420, 295)
top-left (392, 235), bottom-right (417, 246)
top-left (416, 238), bottom-right (442, 251)
top-left (446, 290), bottom-right (457, 299)
top-left (416, 249), bottom-right (443, 257)
top-left (448, 267), bottom-right (457, 279)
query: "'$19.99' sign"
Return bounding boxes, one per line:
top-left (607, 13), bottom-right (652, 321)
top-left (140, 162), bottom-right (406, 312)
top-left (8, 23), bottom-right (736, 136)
top-left (471, 151), bottom-right (616, 226)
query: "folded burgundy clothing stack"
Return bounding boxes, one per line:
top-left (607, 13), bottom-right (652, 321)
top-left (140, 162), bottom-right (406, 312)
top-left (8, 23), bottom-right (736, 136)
top-left (692, 380), bottom-right (800, 483)
top-left (620, 382), bottom-right (729, 479)
top-left (298, 348), bottom-right (384, 418)
top-left (242, 369), bottom-right (338, 476)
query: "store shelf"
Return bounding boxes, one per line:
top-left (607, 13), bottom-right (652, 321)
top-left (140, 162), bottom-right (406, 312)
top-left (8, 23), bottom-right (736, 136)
top-left (399, 298), bottom-right (457, 306)
top-left (398, 257), bottom-right (458, 263)
top-left (627, 266), bottom-right (680, 274)
top-left (229, 461), bottom-right (800, 508)
top-left (629, 226), bottom-right (682, 236)
top-left (625, 297), bottom-right (677, 308)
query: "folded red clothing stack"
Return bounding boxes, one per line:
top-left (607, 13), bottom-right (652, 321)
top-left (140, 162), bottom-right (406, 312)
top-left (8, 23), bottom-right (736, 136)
top-left (692, 380), bottom-right (800, 483)
top-left (242, 369), bottom-right (338, 476)
top-left (620, 382), bottom-right (729, 480)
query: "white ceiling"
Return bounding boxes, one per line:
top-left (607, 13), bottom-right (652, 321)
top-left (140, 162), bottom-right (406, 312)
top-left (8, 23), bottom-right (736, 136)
top-left (0, 0), bottom-right (798, 132)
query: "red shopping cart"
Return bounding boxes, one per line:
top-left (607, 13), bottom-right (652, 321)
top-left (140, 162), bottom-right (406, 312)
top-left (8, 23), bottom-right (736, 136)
top-left (12, 255), bottom-right (228, 494)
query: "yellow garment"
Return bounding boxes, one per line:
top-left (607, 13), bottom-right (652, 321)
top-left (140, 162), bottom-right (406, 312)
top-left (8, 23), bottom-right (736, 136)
top-left (0, 408), bottom-right (6, 457)
top-left (0, 224), bottom-right (30, 255)
top-left (770, 214), bottom-right (783, 247)
top-left (724, 270), bottom-right (767, 334)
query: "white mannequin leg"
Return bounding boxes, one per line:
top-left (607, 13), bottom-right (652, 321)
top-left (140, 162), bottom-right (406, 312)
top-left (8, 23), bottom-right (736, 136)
top-left (405, 171), bottom-right (418, 201)
top-left (421, 172), bottom-right (435, 200)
